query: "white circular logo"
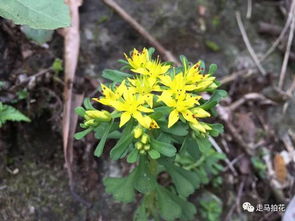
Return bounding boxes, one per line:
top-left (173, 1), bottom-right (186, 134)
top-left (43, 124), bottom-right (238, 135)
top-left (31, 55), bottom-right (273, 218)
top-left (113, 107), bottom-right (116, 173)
top-left (242, 202), bottom-right (255, 212)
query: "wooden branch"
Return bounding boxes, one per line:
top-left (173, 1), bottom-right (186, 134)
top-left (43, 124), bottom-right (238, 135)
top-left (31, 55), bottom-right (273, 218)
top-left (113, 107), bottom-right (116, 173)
top-left (101, 0), bottom-right (179, 64)
top-left (278, 5), bottom-right (295, 89)
top-left (236, 11), bottom-right (267, 76)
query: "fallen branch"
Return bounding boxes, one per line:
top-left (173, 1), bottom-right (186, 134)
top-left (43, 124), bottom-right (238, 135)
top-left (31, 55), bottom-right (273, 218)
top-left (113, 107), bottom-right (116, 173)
top-left (101, 0), bottom-right (179, 64)
top-left (260, 0), bottom-right (295, 62)
top-left (278, 5), bottom-right (295, 89)
top-left (236, 11), bottom-right (267, 76)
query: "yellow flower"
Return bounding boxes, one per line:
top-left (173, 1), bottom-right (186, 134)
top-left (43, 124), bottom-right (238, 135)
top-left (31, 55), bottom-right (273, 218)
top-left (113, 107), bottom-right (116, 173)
top-left (132, 58), bottom-right (170, 79)
top-left (190, 121), bottom-right (212, 133)
top-left (184, 62), bottom-right (216, 91)
top-left (159, 72), bottom-right (196, 96)
top-left (158, 91), bottom-right (202, 128)
top-left (112, 89), bottom-right (154, 128)
top-left (93, 80), bottom-right (127, 106)
top-left (124, 48), bottom-right (149, 73)
top-left (128, 76), bottom-right (160, 108)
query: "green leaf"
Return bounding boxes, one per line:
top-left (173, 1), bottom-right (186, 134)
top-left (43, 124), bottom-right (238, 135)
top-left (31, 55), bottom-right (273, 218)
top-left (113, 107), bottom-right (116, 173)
top-left (205, 40), bottom-right (220, 52)
top-left (75, 106), bottom-right (85, 117)
top-left (156, 185), bottom-right (182, 221)
top-left (208, 64), bottom-right (217, 75)
top-left (103, 171), bottom-right (136, 203)
top-left (199, 60), bottom-right (206, 74)
top-left (51, 58), bottom-right (63, 73)
top-left (0, 0), bottom-right (70, 29)
top-left (102, 69), bottom-right (132, 83)
top-left (134, 201), bottom-right (149, 221)
top-left (74, 128), bottom-right (92, 140)
top-left (148, 150), bottom-right (160, 159)
top-left (159, 121), bottom-right (188, 136)
top-left (94, 120), bottom-right (114, 157)
top-left (160, 159), bottom-right (200, 197)
top-left (180, 137), bottom-right (201, 160)
top-left (195, 136), bottom-right (211, 153)
top-left (134, 157), bottom-right (156, 193)
top-left (199, 90), bottom-right (227, 110)
top-left (168, 191), bottom-right (197, 220)
top-left (148, 47), bottom-right (155, 58)
top-left (83, 98), bottom-right (95, 110)
top-left (127, 148), bottom-right (139, 163)
top-left (179, 55), bottom-right (189, 71)
top-left (110, 121), bottom-right (134, 160)
top-left (151, 138), bottom-right (176, 157)
top-left (157, 133), bottom-right (178, 144)
top-left (150, 106), bottom-right (171, 120)
top-left (0, 102), bottom-right (30, 127)
top-left (94, 122), bottom-right (120, 139)
top-left (21, 26), bottom-right (53, 44)
top-left (208, 123), bottom-right (224, 137)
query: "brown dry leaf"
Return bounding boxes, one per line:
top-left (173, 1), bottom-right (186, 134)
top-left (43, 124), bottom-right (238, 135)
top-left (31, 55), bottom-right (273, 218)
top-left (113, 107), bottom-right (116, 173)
top-left (62, 0), bottom-right (83, 180)
top-left (274, 153), bottom-right (287, 184)
top-left (235, 112), bottom-right (256, 144)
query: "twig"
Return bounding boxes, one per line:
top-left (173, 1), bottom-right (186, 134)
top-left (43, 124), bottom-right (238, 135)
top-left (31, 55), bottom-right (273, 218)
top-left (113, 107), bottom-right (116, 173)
top-left (260, 1), bottom-right (295, 62)
top-left (246, 0), bottom-right (252, 19)
top-left (229, 92), bottom-right (276, 111)
top-left (236, 12), bottom-right (267, 76)
top-left (9, 68), bottom-right (51, 91)
top-left (225, 179), bottom-right (245, 221)
top-left (209, 136), bottom-right (238, 176)
top-left (258, 22), bottom-right (283, 36)
top-left (101, 0), bottom-right (179, 64)
top-left (220, 69), bottom-right (256, 85)
top-left (278, 6), bottom-right (295, 89)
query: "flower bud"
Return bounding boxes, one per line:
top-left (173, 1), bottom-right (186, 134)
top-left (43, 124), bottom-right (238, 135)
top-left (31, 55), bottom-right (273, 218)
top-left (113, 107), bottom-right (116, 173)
top-left (133, 127), bottom-right (143, 139)
top-left (85, 110), bottom-right (112, 121)
top-left (135, 142), bottom-right (143, 150)
top-left (139, 150), bottom-right (146, 155)
top-left (190, 122), bottom-right (206, 133)
top-left (85, 119), bottom-right (96, 127)
top-left (143, 145), bottom-right (150, 151)
top-left (141, 134), bottom-right (149, 144)
top-left (191, 108), bottom-right (210, 118)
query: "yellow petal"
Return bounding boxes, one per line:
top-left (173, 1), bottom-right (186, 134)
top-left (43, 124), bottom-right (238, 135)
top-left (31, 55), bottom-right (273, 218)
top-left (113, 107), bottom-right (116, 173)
top-left (133, 111), bottom-right (151, 128)
top-left (168, 109), bottom-right (179, 128)
top-left (181, 110), bottom-right (196, 123)
top-left (190, 121), bottom-right (206, 133)
top-left (138, 105), bottom-right (154, 113)
top-left (119, 112), bottom-right (131, 127)
top-left (158, 91), bottom-right (175, 107)
top-left (115, 80), bottom-right (127, 96)
top-left (149, 119), bottom-right (160, 129)
top-left (145, 94), bottom-right (154, 108)
top-left (192, 108), bottom-right (211, 118)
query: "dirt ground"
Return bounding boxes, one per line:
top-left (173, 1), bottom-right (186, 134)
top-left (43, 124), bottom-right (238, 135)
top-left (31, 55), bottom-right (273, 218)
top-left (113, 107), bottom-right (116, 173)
top-left (0, 0), bottom-right (295, 220)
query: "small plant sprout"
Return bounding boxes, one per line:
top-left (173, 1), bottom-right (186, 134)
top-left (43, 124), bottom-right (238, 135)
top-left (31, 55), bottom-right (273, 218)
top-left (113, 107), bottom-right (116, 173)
top-left (75, 48), bottom-right (227, 220)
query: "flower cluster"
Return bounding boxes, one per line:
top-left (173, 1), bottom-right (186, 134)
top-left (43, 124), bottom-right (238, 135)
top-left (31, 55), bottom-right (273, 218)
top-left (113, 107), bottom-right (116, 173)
top-left (92, 48), bottom-right (216, 134)
top-left (75, 48), bottom-right (226, 221)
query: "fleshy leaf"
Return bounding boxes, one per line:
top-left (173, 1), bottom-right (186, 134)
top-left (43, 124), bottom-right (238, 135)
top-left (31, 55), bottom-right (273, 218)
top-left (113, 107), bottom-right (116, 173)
top-left (151, 138), bottom-right (176, 157)
top-left (74, 128), bottom-right (92, 140)
top-left (94, 120), bottom-right (114, 157)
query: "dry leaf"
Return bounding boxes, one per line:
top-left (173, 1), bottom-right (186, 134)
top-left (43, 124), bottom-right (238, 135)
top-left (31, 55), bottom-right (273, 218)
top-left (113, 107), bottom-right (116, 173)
top-left (274, 153), bottom-right (287, 184)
